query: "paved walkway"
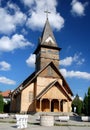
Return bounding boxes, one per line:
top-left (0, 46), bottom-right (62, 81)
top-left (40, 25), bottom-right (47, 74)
top-left (0, 122), bottom-right (90, 130)
top-left (0, 114), bottom-right (90, 130)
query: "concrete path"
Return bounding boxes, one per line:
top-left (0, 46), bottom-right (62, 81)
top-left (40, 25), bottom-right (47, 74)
top-left (0, 114), bottom-right (90, 130)
top-left (0, 123), bottom-right (90, 130)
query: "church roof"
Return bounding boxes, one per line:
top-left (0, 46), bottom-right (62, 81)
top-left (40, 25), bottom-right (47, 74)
top-left (40, 18), bottom-right (58, 47)
top-left (11, 61), bottom-right (73, 96)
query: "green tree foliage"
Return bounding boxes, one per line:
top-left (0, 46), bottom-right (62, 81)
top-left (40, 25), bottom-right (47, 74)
top-left (4, 101), bottom-right (10, 113)
top-left (88, 87), bottom-right (90, 116)
top-left (72, 87), bottom-right (90, 116)
top-left (0, 94), bottom-right (4, 113)
top-left (83, 87), bottom-right (90, 116)
top-left (72, 94), bottom-right (83, 115)
top-left (83, 93), bottom-right (88, 115)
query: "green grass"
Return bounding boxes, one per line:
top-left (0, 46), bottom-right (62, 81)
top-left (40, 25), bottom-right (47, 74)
top-left (54, 123), bottom-right (90, 127)
top-left (0, 120), bottom-right (16, 123)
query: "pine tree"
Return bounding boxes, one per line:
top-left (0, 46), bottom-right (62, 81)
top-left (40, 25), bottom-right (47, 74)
top-left (72, 94), bottom-right (83, 115)
top-left (83, 93), bottom-right (88, 115)
top-left (83, 87), bottom-right (90, 116)
top-left (88, 87), bottom-right (90, 116)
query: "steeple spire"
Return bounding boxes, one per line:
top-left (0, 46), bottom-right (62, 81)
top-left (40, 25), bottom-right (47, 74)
top-left (40, 18), bottom-right (58, 47)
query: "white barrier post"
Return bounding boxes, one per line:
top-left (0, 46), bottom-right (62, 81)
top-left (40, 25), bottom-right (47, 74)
top-left (15, 114), bottom-right (28, 129)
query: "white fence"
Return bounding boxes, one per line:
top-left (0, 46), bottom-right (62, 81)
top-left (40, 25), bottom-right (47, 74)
top-left (0, 113), bottom-right (9, 118)
top-left (81, 116), bottom-right (90, 122)
top-left (55, 116), bottom-right (69, 122)
top-left (15, 114), bottom-right (28, 129)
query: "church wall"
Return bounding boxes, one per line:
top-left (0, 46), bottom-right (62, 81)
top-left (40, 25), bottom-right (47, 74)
top-left (10, 94), bottom-right (21, 113)
top-left (10, 97), bottom-right (16, 112)
top-left (16, 94), bottom-right (21, 112)
top-left (63, 101), bottom-right (68, 112)
top-left (63, 100), bottom-right (72, 112)
top-left (41, 48), bottom-right (59, 60)
top-left (36, 100), bottom-right (40, 112)
top-left (36, 77), bottom-right (56, 95)
top-left (40, 48), bottom-right (59, 69)
top-left (68, 101), bottom-right (72, 112)
top-left (20, 83), bottom-right (35, 113)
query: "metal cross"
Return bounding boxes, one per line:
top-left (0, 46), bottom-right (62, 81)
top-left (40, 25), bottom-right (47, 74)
top-left (44, 10), bottom-right (51, 19)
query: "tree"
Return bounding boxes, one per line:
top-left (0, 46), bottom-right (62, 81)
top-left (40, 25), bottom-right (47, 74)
top-left (88, 87), bottom-right (90, 116)
top-left (0, 94), bottom-right (4, 113)
top-left (4, 101), bottom-right (10, 113)
top-left (72, 94), bottom-right (83, 115)
top-left (83, 93), bottom-right (88, 115)
top-left (83, 87), bottom-right (90, 116)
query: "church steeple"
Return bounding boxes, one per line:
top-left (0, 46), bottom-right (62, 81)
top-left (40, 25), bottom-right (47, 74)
top-left (40, 18), bottom-right (57, 47)
top-left (34, 18), bottom-right (61, 72)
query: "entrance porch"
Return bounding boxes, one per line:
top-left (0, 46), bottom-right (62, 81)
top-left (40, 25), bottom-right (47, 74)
top-left (36, 98), bottom-right (68, 112)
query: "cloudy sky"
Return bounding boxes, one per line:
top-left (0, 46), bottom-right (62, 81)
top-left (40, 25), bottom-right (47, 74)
top-left (0, 0), bottom-right (90, 98)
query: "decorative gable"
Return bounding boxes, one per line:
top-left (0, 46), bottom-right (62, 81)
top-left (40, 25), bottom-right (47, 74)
top-left (39, 63), bottom-right (60, 78)
top-left (36, 80), bottom-right (72, 101)
top-left (42, 85), bottom-right (67, 100)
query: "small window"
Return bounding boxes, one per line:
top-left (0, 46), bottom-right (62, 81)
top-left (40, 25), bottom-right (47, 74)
top-left (29, 91), bottom-right (33, 102)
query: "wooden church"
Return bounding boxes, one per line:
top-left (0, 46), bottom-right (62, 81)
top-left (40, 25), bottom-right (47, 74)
top-left (10, 17), bottom-right (73, 113)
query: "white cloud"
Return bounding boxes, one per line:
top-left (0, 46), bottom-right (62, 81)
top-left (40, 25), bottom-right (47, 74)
top-left (26, 54), bottom-right (35, 67)
top-left (0, 61), bottom-right (11, 71)
top-left (0, 34), bottom-right (33, 52)
top-left (0, 3), bottom-right (26, 34)
top-left (60, 57), bottom-right (73, 66)
top-left (71, 0), bottom-right (88, 16)
top-left (25, 0), bottom-right (64, 31)
top-left (60, 53), bottom-right (85, 66)
top-left (21, 0), bottom-right (34, 7)
top-left (60, 68), bottom-right (90, 80)
top-left (0, 76), bottom-right (16, 85)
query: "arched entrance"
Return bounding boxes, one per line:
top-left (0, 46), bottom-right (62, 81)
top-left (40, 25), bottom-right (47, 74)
top-left (51, 99), bottom-right (59, 112)
top-left (42, 99), bottom-right (49, 112)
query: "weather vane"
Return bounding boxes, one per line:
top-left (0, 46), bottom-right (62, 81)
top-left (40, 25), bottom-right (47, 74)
top-left (44, 10), bottom-right (51, 19)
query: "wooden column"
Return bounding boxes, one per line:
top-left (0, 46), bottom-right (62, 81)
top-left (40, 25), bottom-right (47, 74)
top-left (49, 99), bottom-right (52, 112)
top-left (58, 99), bottom-right (61, 112)
top-left (67, 100), bottom-right (69, 112)
top-left (40, 99), bottom-right (42, 111)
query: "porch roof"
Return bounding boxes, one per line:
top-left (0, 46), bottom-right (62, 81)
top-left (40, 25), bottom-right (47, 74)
top-left (36, 80), bottom-right (72, 101)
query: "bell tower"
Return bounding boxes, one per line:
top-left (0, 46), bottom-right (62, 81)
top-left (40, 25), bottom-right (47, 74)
top-left (34, 18), bottom-right (61, 72)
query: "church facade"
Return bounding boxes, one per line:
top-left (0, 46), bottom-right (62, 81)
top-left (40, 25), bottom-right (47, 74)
top-left (10, 18), bottom-right (73, 113)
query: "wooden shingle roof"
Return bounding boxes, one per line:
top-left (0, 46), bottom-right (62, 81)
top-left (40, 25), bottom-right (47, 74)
top-left (11, 61), bottom-right (73, 96)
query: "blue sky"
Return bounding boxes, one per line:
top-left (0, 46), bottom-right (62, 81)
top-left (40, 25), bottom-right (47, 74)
top-left (0, 0), bottom-right (90, 99)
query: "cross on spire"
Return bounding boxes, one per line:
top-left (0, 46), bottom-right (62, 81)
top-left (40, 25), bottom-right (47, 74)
top-left (44, 10), bottom-right (51, 19)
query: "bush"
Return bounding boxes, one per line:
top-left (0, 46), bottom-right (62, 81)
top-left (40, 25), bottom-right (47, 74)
top-left (0, 94), bottom-right (4, 113)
